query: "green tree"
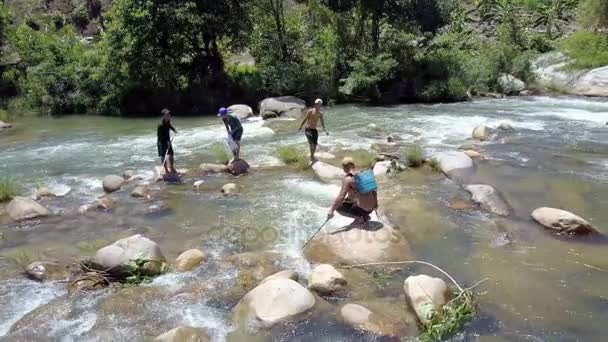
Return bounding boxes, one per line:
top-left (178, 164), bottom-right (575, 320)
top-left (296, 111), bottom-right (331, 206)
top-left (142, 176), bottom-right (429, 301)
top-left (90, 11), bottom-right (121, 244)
top-left (532, 0), bottom-right (578, 38)
top-left (578, 0), bottom-right (608, 30)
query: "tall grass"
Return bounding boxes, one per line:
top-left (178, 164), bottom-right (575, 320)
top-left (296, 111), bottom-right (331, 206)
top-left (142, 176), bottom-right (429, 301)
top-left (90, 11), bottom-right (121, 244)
top-left (349, 150), bottom-right (377, 170)
top-left (277, 146), bottom-right (310, 170)
top-left (405, 145), bottom-right (425, 168)
top-left (0, 177), bottom-right (18, 202)
top-left (211, 143), bottom-right (232, 165)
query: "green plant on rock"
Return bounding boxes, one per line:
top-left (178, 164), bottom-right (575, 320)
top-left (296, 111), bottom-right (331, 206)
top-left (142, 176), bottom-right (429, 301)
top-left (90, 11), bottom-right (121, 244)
top-left (349, 150), bottom-right (377, 170)
top-left (561, 31), bottom-right (608, 69)
top-left (277, 145), bottom-right (310, 170)
top-left (6, 248), bottom-right (35, 268)
top-left (125, 257), bottom-right (156, 285)
top-left (211, 143), bottom-right (232, 165)
top-left (0, 177), bottom-right (18, 202)
top-left (420, 291), bottom-right (475, 342)
top-left (406, 145), bottom-right (425, 168)
top-left (428, 158), bottom-right (442, 173)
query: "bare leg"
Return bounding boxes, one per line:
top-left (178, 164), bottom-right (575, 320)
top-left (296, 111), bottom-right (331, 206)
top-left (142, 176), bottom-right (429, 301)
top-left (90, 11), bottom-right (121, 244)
top-left (235, 141), bottom-right (241, 160)
top-left (169, 155), bottom-right (177, 174)
top-left (310, 143), bottom-right (317, 162)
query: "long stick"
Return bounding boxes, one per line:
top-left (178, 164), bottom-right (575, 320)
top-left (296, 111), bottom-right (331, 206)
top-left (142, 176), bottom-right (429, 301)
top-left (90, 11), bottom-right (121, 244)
top-left (303, 218), bottom-right (331, 248)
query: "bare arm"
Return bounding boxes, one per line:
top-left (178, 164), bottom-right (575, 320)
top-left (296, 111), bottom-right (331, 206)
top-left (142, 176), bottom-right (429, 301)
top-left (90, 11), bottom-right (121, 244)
top-left (170, 123), bottom-right (177, 134)
top-left (329, 178), bottom-right (351, 216)
top-left (299, 110), bottom-right (311, 131)
top-left (224, 121), bottom-right (231, 134)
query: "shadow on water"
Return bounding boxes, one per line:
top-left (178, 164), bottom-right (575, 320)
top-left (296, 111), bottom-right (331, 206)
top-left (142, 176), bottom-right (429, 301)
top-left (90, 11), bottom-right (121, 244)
top-left (329, 221), bottom-right (384, 235)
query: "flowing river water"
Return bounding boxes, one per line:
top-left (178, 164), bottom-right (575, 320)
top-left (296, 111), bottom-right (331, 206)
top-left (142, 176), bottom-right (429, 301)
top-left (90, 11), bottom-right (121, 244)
top-left (0, 96), bottom-right (607, 341)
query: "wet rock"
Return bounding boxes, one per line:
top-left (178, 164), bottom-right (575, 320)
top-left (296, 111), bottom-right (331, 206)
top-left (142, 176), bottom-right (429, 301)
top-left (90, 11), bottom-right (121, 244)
top-left (315, 151), bottom-right (336, 160)
top-left (387, 133), bottom-right (402, 143)
top-left (463, 150), bottom-right (482, 159)
top-left (572, 66), bottom-right (608, 97)
top-left (122, 170), bottom-right (135, 180)
top-left (465, 184), bottom-right (511, 216)
top-left (261, 270), bottom-right (298, 284)
top-left (78, 204), bottom-right (93, 214)
top-left (340, 302), bottom-right (416, 337)
top-left (498, 73), bottom-right (526, 95)
top-left (145, 201), bottom-right (171, 216)
top-left (373, 161), bottom-right (391, 176)
top-left (259, 96), bottom-right (306, 119)
top-left (7, 197), bottom-right (51, 221)
top-left (155, 326), bottom-right (211, 342)
top-left (433, 151), bottom-right (474, 181)
top-left (131, 185), bottom-right (149, 199)
top-left (0, 120), bottom-right (12, 129)
top-left (68, 273), bottom-right (109, 294)
top-left (449, 197), bottom-right (474, 210)
top-left (35, 187), bottom-right (56, 200)
top-left (311, 161), bottom-right (344, 183)
top-left (305, 225), bottom-right (413, 265)
top-left (102, 175), bottom-right (124, 193)
top-left (95, 196), bottom-right (116, 211)
top-left (25, 261), bottom-right (71, 282)
top-left (200, 163), bottom-right (229, 173)
top-left (309, 264), bottom-right (347, 295)
top-left (175, 249), bottom-right (207, 272)
top-left (193, 180), bottom-right (205, 191)
top-left (498, 122), bottom-right (514, 131)
top-left (404, 275), bottom-right (449, 324)
top-left (93, 234), bottom-right (166, 277)
top-left (228, 158), bottom-right (250, 176)
top-left (531, 207), bottom-right (599, 236)
top-left (233, 278), bottom-right (315, 330)
top-left (221, 183), bottom-right (240, 196)
top-left (229, 104), bottom-right (254, 120)
top-left (223, 252), bottom-right (282, 284)
top-left (472, 125), bottom-right (491, 141)
top-left (367, 123), bottom-right (380, 131)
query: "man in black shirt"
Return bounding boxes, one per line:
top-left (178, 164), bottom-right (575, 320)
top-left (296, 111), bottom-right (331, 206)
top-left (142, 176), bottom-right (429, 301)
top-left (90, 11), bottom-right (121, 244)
top-left (157, 108), bottom-right (177, 174)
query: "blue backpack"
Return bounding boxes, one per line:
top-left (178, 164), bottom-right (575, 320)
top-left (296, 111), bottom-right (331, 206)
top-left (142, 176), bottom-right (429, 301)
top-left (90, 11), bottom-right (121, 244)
top-left (353, 170), bottom-right (378, 194)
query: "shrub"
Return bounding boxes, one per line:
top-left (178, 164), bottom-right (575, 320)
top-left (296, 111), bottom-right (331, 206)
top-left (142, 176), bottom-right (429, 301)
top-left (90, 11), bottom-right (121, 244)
top-left (428, 158), bottom-right (442, 173)
top-left (277, 145), bottom-right (309, 170)
top-left (406, 145), bottom-right (425, 168)
top-left (561, 31), bottom-right (608, 69)
top-left (0, 109), bottom-right (11, 123)
top-left (0, 177), bottom-right (18, 202)
top-left (349, 150), bottom-right (377, 170)
top-left (211, 143), bottom-right (232, 165)
top-left (420, 291), bottom-right (475, 341)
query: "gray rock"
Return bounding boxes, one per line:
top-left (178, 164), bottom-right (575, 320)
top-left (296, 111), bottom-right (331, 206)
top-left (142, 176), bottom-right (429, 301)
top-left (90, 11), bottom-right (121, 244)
top-left (102, 175), bottom-right (124, 193)
top-left (465, 184), bottom-right (511, 216)
top-left (433, 151), bottom-right (474, 182)
top-left (228, 158), bottom-right (250, 175)
top-left (572, 66), bottom-right (608, 97)
top-left (259, 96), bottom-right (306, 120)
top-left (533, 52), bottom-right (608, 97)
top-left (175, 249), bottom-right (207, 272)
top-left (309, 264), bottom-right (347, 295)
top-left (221, 183), bottom-right (239, 196)
top-left (6, 197), bottom-right (51, 221)
top-left (261, 270), bottom-right (299, 284)
top-left (228, 104), bottom-right (254, 120)
top-left (93, 234), bottom-right (166, 276)
top-left (0, 120), bottom-right (12, 129)
top-left (498, 122), bottom-right (514, 131)
top-left (199, 163), bottom-right (228, 173)
top-left (472, 125), bottom-right (491, 141)
top-left (531, 207), bottom-right (599, 235)
top-left (131, 185), bottom-right (149, 199)
top-left (25, 261), bottom-right (72, 282)
top-left (404, 275), bottom-right (449, 325)
top-left (498, 74), bottom-right (526, 95)
top-left (311, 161), bottom-right (344, 183)
top-left (154, 326), bottom-right (210, 342)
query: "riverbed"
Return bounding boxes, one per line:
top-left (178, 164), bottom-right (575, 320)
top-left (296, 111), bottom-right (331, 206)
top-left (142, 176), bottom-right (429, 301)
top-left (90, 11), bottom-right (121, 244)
top-left (1, 96), bottom-right (607, 341)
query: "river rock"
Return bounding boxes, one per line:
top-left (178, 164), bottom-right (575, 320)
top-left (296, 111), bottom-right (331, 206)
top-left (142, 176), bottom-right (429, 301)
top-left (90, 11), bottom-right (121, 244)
top-left (531, 207), bottom-right (599, 235)
top-left (200, 163), bottom-right (229, 173)
top-left (498, 122), bottom-right (513, 131)
top-left (309, 264), bottom-right (347, 295)
top-left (533, 52), bottom-right (608, 97)
top-left (68, 273), bottom-right (108, 295)
top-left (25, 261), bottom-right (72, 282)
top-left (193, 180), bottom-right (205, 191)
top-left (433, 151), bottom-right (474, 181)
top-left (95, 196), bottom-right (116, 211)
top-left (312, 161), bottom-right (344, 183)
top-left (229, 104), bottom-right (254, 120)
top-left (102, 175), bottom-right (124, 193)
top-left (93, 234), bottom-right (166, 277)
top-left (228, 158), bottom-right (250, 175)
top-left (155, 326), bottom-right (211, 342)
top-left (0, 120), bottom-right (12, 129)
top-left (465, 184), bottom-right (511, 216)
top-left (122, 170), bottom-right (135, 180)
top-left (233, 278), bottom-right (316, 330)
top-left (498, 73), bottom-right (526, 95)
top-left (259, 96), bottom-right (306, 120)
top-left (7, 197), bottom-right (51, 221)
top-left (404, 275), bottom-right (449, 325)
top-left (35, 187), bottom-right (56, 200)
top-left (175, 249), bottom-right (207, 272)
top-left (472, 125), bottom-right (491, 141)
top-left (221, 183), bottom-right (239, 196)
top-left (463, 150), bottom-right (482, 159)
top-left (261, 270), bottom-right (298, 284)
top-left (340, 303), bottom-right (413, 337)
top-left (223, 252), bottom-right (282, 285)
top-left (315, 151), bottom-right (336, 160)
top-left (305, 224), bottom-right (413, 265)
top-left (572, 66), bottom-right (608, 97)
top-left (373, 161), bottom-right (391, 176)
top-left (387, 133), bottom-right (402, 143)
top-left (131, 185), bottom-right (149, 199)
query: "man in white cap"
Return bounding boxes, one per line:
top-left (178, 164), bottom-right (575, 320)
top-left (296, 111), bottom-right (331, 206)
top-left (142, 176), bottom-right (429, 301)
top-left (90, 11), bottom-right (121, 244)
top-left (298, 98), bottom-right (329, 162)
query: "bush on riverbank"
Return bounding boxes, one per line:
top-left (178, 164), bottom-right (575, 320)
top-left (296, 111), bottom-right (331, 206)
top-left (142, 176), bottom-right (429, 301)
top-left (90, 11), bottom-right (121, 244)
top-left (406, 145), bottom-right (425, 168)
top-left (0, 177), bottom-right (18, 202)
top-left (561, 31), bottom-right (608, 69)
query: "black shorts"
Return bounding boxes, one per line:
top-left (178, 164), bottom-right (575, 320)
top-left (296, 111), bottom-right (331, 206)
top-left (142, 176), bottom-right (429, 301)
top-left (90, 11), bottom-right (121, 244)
top-left (305, 128), bottom-right (319, 145)
top-left (337, 200), bottom-right (372, 219)
top-left (231, 128), bottom-right (243, 142)
top-left (158, 143), bottom-right (174, 162)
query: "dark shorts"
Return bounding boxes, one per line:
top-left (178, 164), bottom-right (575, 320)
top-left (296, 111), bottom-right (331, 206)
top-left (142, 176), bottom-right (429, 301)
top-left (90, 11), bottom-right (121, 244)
top-left (305, 128), bottom-right (319, 145)
top-left (231, 128), bottom-right (243, 142)
top-left (158, 143), bottom-right (174, 162)
top-left (337, 200), bottom-right (372, 219)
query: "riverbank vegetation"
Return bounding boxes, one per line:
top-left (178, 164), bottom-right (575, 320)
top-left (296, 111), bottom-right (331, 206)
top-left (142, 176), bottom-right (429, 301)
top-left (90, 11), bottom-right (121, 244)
top-left (0, 177), bottom-right (18, 202)
top-left (0, 0), bottom-right (606, 117)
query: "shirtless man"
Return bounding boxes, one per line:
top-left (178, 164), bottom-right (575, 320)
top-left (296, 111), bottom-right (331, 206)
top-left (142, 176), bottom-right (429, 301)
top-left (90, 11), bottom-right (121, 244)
top-left (298, 98), bottom-right (328, 162)
top-left (327, 157), bottom-right (378, 226)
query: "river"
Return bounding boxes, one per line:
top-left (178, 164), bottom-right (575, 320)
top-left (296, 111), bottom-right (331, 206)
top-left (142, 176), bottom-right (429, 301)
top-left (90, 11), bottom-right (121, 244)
top-left (0, 96), bottom-right (607, 341)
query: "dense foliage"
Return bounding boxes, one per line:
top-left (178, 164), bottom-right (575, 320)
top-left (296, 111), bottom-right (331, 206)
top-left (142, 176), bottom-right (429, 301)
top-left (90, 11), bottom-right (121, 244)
top-left (0, 0), bottom-right (606, 116)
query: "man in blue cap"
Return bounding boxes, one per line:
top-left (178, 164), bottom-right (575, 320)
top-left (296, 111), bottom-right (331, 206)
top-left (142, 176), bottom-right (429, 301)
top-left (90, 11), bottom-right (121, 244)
top-left (218, 107), bottom-right (243, 159)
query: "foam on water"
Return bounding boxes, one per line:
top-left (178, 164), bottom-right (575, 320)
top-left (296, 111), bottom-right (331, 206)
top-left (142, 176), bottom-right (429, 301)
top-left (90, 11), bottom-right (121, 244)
top-left (525, 109), bottom-right (608, 124)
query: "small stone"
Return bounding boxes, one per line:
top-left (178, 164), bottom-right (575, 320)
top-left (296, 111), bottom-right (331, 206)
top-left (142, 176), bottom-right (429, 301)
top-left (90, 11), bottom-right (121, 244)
top-left (221, 183), bottom-right (239, 196)
top-left (472, 125), bottom-right (491, 141)
top-left (193, 180), bottom-right (204, 191)
top-left (463, 150), bottom-right (482, 159)
top-left (102, 175), bottom-right (124, 193)
top-left (531, 207), bottom-right (599, 236)
top-left (175, 249), bottom-right (207, 272)
top-left (35, 187), bottom-right (56, 200)
top-left (95, 197), bottom-right (116, 211)
top-left (122, 170), bottom-right (135, 180)
top-left (498, 122), bottom-right (513, 131)
top-left (25, 261), bottom-right (71, 282)
top-left (131, 186), bottom-right (149, 199)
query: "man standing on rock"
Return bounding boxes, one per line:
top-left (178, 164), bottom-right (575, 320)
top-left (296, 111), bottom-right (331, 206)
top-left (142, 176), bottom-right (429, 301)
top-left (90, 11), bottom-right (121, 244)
top-left (157, 108), bottom-right (177, 175)
top-left (328, 158), bottom-right (378, 226)
top-left (218, 107), bottom-right (243, 159)
top-left (298, 98), bottom-right (328, 162)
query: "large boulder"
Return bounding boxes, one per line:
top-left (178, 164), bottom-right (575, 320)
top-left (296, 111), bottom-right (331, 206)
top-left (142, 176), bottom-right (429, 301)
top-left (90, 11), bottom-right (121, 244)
top-left (311, 161), bottom-right (344, 183)
top-left (175, 249), bottom-right (207, 272)
top-left (404, 275), bottom-right (449, 325)
top-left (229, 104), bottom-right (254, 120)
top-left (463, 150), bottom-right (483, 159)
top-left (305, 224), bottom-right (413, 265)
top-left (233, 278), bottom-right (316, 330)
top-left (259, 96), bottom-right (306, 120)
top-left (373, 161), bottom-right (391, 176)
top-left (465, 184), bottom-right (511, 216)
top-left (102, 175), bottom-right (124, 193)
top-left (572, 66), bottom-right (608, 97)
top-left (531, 207), bottom-right (599, 236)
top-left (25, 261), bottom-right (73, 282)
top-left (533, 52), bottom-right (608, 97)
top-left (498, 73), bottom-right (526, 95)
top-left (472, 125), bottom-right (491, 141)
top-left (433, 151), bottom-right (474, 181)
top-left (228, 158), bottom-right (250, 176)
top-left (200, 163), bottom-right (229, 173)
top-left (93, 234), bottom-right (166, 276)
top-left (6, 197), bottom-right (51, 221)
top-left (308, 264), bottom-right (347, 295)
top-left (155, 326), bottom-right (210, 342)
top-left (261, 270), bottom-right (298, 284)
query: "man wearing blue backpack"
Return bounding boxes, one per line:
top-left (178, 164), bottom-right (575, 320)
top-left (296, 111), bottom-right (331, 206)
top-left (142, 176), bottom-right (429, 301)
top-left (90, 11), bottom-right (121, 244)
top-left (327, 157), bottom-right (378, 226)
